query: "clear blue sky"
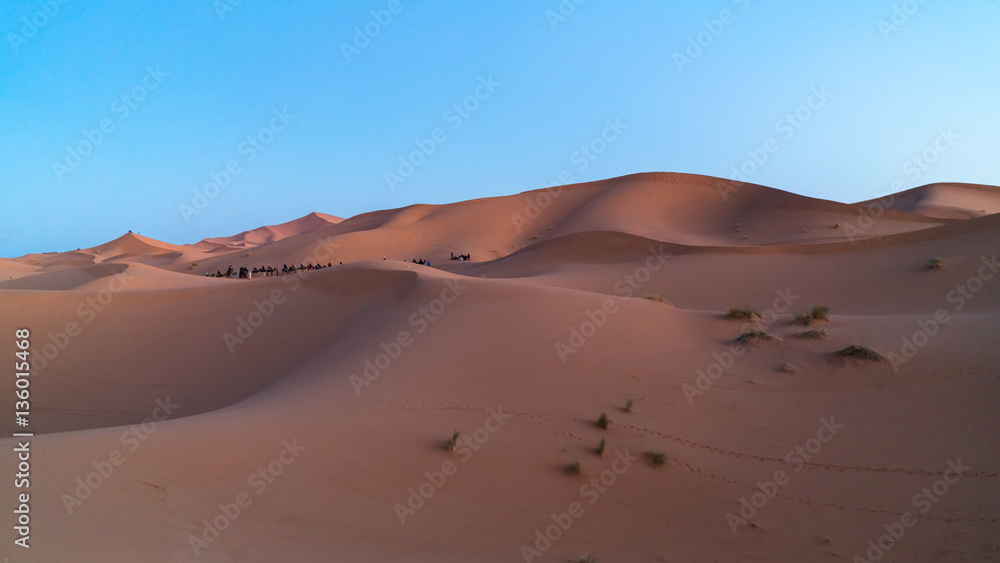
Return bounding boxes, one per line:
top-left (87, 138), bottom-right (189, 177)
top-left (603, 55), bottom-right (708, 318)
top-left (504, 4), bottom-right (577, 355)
top-left (2, 1), bottom-right (998, 257)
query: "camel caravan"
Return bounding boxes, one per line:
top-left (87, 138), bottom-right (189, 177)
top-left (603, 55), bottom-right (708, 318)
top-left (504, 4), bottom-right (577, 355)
top-left (206, 252), bottom-right (473, 280)
top-left (207, 263), bottom-right (334, 279)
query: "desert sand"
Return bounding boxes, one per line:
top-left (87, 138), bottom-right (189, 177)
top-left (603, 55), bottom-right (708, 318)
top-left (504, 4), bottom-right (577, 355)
top-left (1, 172), bottom-right (998, 562)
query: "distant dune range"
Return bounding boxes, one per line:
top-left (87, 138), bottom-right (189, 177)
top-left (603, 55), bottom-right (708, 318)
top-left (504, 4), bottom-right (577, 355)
top-left (1, 172), bottom-right (998, 562)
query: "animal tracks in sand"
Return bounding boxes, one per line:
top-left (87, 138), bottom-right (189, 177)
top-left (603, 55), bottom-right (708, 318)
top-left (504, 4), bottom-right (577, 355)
top-left (369, 399), bottom-right (999, 522)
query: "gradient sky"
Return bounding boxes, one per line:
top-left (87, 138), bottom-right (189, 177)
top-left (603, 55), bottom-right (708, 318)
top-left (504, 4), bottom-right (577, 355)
top-left (2, 1), bottom-right (998, 257)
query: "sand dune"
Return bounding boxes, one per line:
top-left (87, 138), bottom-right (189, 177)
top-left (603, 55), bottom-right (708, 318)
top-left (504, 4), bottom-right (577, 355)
top-left (9, 250), bottom-right (98, 273)
top-left (1, 173), bottom-right (998, 562)
top-left (860, 182), bottom-right (1000, 220)
top-left (0, 257), bottom-right (42, 281)
top-left (0, 262), bottom-right (131, 291)
top-left (201, 212), bottom-right (343, 248)
top-left (166, 173), bottom-right (973, 276)
top-left (88, 232), bottom-right (189, 258)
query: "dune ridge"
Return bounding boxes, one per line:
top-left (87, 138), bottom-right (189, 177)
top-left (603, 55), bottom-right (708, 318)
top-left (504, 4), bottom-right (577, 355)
top-left (1, 172), bottom-right (997, 562)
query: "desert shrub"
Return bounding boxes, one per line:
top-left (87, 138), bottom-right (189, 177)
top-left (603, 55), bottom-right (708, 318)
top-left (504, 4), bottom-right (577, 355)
top-left (735, 328), bottom-right (774, 344)
top-left (725, 306), bottom-right (760, 321)
top-left (796, 306), bottom-right (829, 325)
top-left (596, 438), bottom-right (606, 457)
top-left (644, 294), bottom-right (671, 305)
top-left (445, 431), bottom-right (460, 452)
top-left (797, 329), bottom-right (829, 340)
top-left (645, 451), bottom-right (668, 466)
top-left (927, 257), bottom-right (944, 270)
top-left (624, 399), bottom-right (633, 413)
top-left (567, 461), bottom-right (582, 475)
top-left (838, 345), bottom-right (884, 361)
top-left (596, 412), bottom-right (609, 430)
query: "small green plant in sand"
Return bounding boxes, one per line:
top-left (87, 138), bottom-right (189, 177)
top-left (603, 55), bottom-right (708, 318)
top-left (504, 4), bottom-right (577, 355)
top-left (797, 329), bottom-right (829, 340)
top-left (796, 305), bottom-right (829, 325)
top-left (725, 306), bottom-right (760, 321)
top-left (596, 412), bottom-right (610, 430)
top-left (735, 328), bottom-right (774, 344)
top-left (644, 294), bottom-right (671, 305)
top-left (645, 451), bottom-right (668, 466)
top-left (838, 345), bottom-right (884, 361)
top-left (445, 431), bottom-right (460, 452)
